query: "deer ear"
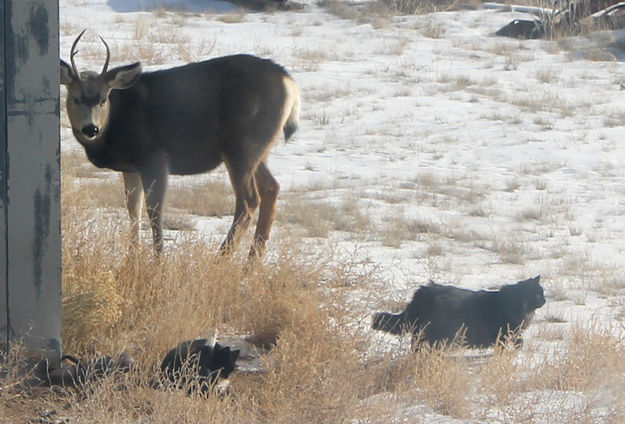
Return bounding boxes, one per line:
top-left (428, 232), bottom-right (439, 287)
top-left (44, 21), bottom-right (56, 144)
top-left (106, 62), bottom-right (142, 90)
top-left (60, 60), bottom-right (75, 86)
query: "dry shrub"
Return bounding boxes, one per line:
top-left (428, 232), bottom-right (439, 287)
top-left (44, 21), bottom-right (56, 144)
top-left (319, 0), bottom-right (362, 20)
top-left (491, 233), bottom-right (528, 264)
top-left (380, 0), bottom-right (459, 14)
top-left (61, 167), bottom-right (125, 211)
top-left (362, 342), bottom-right (417, 396)
top-left (408, 344), bottom-right (471, 418)
top-left (477, 347), bottom-right (523, 409)
top-left (27, 375), bottom-right (250, 424)
top-left (61, 194), bottom-right (245, 358)
top-left (63, 269), bottom-right (127, 351)
top-left (166, 180), bottom-right (234, 218)
top-left (0, 345), bottom-right (45, 424)
top-left (531, 327), bottom-right (625, 393)
top-left (322, 0), bottom-right (467, 19)
top-left (8, 197), bottom-right (625, 423)
top-left (57, 231), bottom-right (371, 422)
top-left (381, 212), bottom-right (441, 247)
top-left (50, 166), bottom-right (374, 422)
top-left (282, 196), bottom-right (372, 240)
top-left (218, 12), bottom-right (248, 24)
top-left (252, 323), bottom-right (363, 423)
top-left (282, 200), bottom-right (333, 238)
top-left (18, 143), bottom-right (625, 423)
top-left (241, 264), bottom-right (322, 347)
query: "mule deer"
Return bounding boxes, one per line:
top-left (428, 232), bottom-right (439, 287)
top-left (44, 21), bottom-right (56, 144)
top-left (60, 30), bottom-right (300, 257)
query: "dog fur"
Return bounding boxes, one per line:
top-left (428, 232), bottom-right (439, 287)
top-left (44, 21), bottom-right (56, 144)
top-left (160, 330), bottom-right (240, 395)
top-left (372, 276), bottom-right (545, 348)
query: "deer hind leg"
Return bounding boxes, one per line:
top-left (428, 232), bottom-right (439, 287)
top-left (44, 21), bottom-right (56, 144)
top-left (220, 156), bottom-right (260, 256)
top-left (122, 172), bottom-right (144, 247)
top-left (248, 161), bottom-right (279, 259)
top-left (140, 162), bottom-right (169, 255)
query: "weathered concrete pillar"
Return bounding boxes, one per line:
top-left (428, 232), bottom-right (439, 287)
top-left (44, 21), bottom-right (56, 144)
top-left (0, 0), bottom-right (62, 360)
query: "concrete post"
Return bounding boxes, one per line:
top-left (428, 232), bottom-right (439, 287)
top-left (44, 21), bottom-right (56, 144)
top-left (0, 0), bottom-right (62, 360)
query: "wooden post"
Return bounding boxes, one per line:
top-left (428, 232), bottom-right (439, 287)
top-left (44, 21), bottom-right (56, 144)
top-left (0, 0), bottom-right (62, 360)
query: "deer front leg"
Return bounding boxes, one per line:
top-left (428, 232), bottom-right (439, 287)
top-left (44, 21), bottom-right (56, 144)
top-left (122, 172), bottom-right (143, 247)
top-left (140, 162), bottom-right (169, 255)
top-left (249, 161), bottom-right (279, 259)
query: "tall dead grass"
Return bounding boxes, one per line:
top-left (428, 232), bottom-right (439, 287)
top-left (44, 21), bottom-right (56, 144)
top-left (3, 154), bottom-right (625, 423)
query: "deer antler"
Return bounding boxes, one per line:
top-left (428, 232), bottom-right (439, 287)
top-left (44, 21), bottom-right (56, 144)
top-left (99, 35), bottom-right (110, 75)
top-left (70, 29), bottom-right (87, 81)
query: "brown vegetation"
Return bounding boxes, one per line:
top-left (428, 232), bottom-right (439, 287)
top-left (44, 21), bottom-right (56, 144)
top-left (2, 145), bottom-right (625, 423)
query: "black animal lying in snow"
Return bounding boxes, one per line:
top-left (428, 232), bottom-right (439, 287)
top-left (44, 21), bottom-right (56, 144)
top-left (160, 329), bottom-right (240, 395)
top-left (372, 276), bottom-right (545, 349)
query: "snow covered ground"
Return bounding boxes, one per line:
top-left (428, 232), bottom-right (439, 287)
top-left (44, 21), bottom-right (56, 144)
top-left (59, 0), bottom-right (625, 421)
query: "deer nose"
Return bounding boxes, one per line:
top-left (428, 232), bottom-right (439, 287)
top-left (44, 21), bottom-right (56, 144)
top-left (81, 124), bottom-right (99, 138)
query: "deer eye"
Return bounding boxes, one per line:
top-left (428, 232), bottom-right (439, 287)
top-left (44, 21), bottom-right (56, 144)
top-left (73, 97), bottom-right (81, 106)
top-left (100, 99), bottom-right (106, 107)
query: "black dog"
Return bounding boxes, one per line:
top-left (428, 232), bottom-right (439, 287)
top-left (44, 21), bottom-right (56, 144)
top-left (160, 330), bottom-right (240, 395)
top-left (372, 276), bottom-right (545, 349)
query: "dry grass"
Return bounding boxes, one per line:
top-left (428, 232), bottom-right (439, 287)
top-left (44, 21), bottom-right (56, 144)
top-left (2, 155), bottom-right (625, 423)
top-left (320, 0), bottom-right (470, 28)
top-left (64, 178), bottom-right (126, 212)
top-left (409, 344), bottom-right (472, 418)
top-left (0, 156), bottom-right (370, 422)
top-left (281, 194), bottom-right (372, 239)
top-left (380, 0), bottom-right (462, 15)
top-left (217, 12), bottom-right (248, 24)
top-left (167, 180), bottom-right (234, 218)
top-left (491, 233), bottom-right (529, 264)
top-left (5, 318), bottom-right (625, 423)
top-left (381, 211), bottom-right (442, 248)
top-left (10, 134), bottom-right (625, 424)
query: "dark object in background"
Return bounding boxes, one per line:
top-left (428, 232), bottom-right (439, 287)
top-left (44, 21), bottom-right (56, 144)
top-left (372, 276), bottom-right (545, 349)
top-left (160, 331), bottom-right (240, 395)
top-left (495, 19), bottom-right (545, 39)
top-left (230, 0), bottom-right (306, 10)
top-left (494, 0), bottom-right (625, 39)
